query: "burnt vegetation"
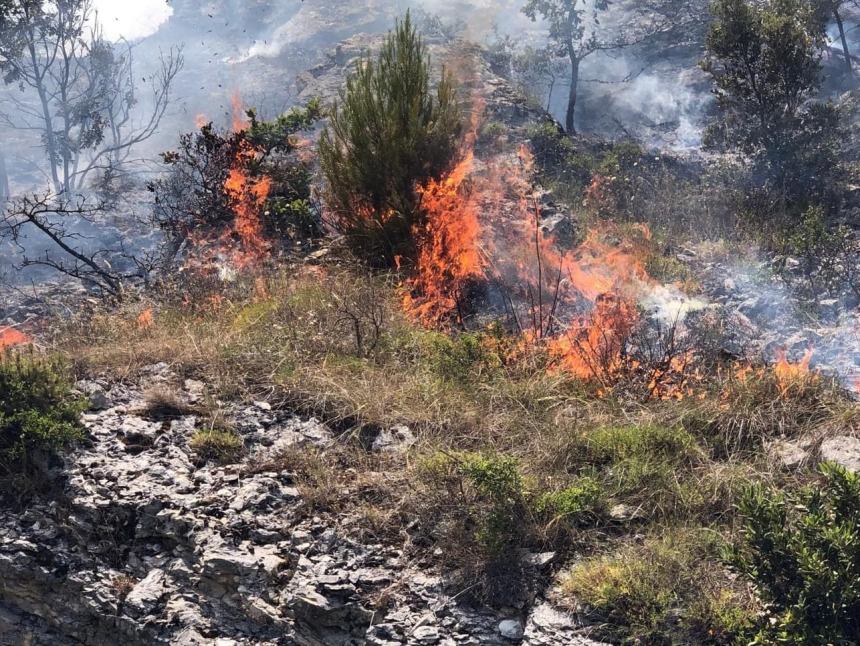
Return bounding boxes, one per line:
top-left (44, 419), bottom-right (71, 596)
top-left (5, 0), bottom-right (860, 644)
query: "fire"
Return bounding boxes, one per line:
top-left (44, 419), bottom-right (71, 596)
top-left (137, 308), bottom-right (154, 329)
top-left (231, 92), bottom-right (249, 132)
top-left (186, 92), bottom-right (272, 272)
top-left (195, 113), bottom-right (208, 129)
top-left (0, 327), bottom-right (31, 350)
top-left (404, 151), bottom-right (485, 324)
top-left (223, 153), bottom-right (272, 267)
top-left (404, 99), bottom-right (487, 325)
top-left (548, 294), bottom-right (638, 383)
top-left (773, 347), bottom-right (814, 394)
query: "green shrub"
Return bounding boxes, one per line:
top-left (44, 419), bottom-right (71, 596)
top-left (561, 529), bottom-right (756, 644)
top-left (427, 332), bottom-right (502, 384)
top-left (562, 425), bottom-right (705, 520)
top-left (190, 428), bottom-right (244, 464)
top-left (728, 462), bottom-right (860, 644)
top-left (771, 205), bottom-right (858, 299)
top-left (568, 425), bottom-right (699, 468)
top-left (535, 476), bottom-right (604, 526)
top-left (0, 352), bottom-right (85, 498)
top-left (597, 140), bottom-right (645, 176)
top-left (319, 11), bottom-right (462, 266)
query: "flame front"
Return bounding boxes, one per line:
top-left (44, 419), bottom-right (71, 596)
top-left (187, 93), bottom-right (272, 272)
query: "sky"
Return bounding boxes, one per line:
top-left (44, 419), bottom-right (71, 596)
top-left (91, 0), bottom-right (174, 41)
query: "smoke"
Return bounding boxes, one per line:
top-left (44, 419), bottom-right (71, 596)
top-left (91, 0), bottom-right (173, 42)
top-left (713, 257), bottom-right (860, 393)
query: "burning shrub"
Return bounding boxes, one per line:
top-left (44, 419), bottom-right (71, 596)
top-left (699, 361), bottom-right (849, 457)
top-left (319, 11), bottom-right (462, 266)
top-left (150, 101), bottom-right (321, 266)
top-left (0, 352), bottom-right (85, 501)
top-left (728, 463), bottom-right (860, 644)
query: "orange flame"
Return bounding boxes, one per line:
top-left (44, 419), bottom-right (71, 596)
top-left (137, 308), bottom-right (154, 329)
top-left (195, 113), bottom-right (209, 129)
top-left (548, 294), bottom-right (638, 382)
top-left (773, 347), bottom-right (814, 395)
top-left (404, 151), bottom-right (485, 324)
top-left (0, 327), bottom-right (31, 350)
top-left (231, 92), bottom-right (249, 132)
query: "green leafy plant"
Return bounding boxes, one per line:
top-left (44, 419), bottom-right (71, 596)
top-left (729, 462), bottom-right (860, 644)
top-left (319, 11), bottom-right (462, 266)
top-left (0, 351), bottom-right (85, 498)
top-left (702, 0), bottom-right (846, 217)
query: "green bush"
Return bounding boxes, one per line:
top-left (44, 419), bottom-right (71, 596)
top-left (562, 529), bottom-right (756, 644)
top-left (563, 425), bottom-right (705, 520)
top-left (771, 205), bottom-right (857, 299)
top-left (729, 462), bottom-right (860, 644)
top-left (319, 11), bottom-right (462, 266)
top-left (427, 332), bottom-right (502, 384)
top-left (0, 352), bottom-right (85, 498)
top-left (535, 476), bottom-right (604, 526)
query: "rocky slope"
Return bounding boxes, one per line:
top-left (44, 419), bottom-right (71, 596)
top-left (0, 363), bottom-right (607, 645)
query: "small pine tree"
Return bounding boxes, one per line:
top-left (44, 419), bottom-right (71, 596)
top-left (319, 11), bottom-right (462, 266)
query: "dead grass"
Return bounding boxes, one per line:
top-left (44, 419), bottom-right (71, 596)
top-left (140, 386), bottom-right (205, 420)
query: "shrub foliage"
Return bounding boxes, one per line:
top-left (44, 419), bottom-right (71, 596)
top-left (319, 11), bottom-right (461, 266)
top-left (729, 462), bottom-right (860, 644)
top-left (0, 352), bottom-right (85, 497)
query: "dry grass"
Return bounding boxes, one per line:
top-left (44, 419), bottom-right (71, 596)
top-left (189, 428), bottom-right (244, 464)
top-left (140, 386), bottom-right (205, 420)
top-left (49, 260), bottom-right (860, 635)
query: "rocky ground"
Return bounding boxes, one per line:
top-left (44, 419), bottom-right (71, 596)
top-left (0, 363), bottom-right (608, 645)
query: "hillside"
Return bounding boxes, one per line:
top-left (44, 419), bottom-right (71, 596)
top-left (3, 3), bottom-right (860, 646)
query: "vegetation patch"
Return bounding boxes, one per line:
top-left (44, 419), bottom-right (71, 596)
top-left (0, 351), bottom-right (85, 501)
top-left (729, 463), bottom-right (860, 644)
top-left (189, 428), bottom-right (244, 465)
top-left (560, 529), bottom-right (758, 644)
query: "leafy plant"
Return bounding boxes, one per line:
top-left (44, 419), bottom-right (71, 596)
top-left (319, 11), bottom-right (462, 266)
top-left (0, 352), bottom-right (85, 498)
top-left (150, 101), bottom-right (321, 251)
top-left (702, 0), bottom-right (846, 217)
top-left (728, 462), bottom-right (860, 644)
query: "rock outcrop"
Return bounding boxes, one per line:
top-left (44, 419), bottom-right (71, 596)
top-left (0, 364), bottom-right (607, 645)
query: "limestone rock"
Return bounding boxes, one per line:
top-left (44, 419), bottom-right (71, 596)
top-left (820, 436), bottom-right (860, 473)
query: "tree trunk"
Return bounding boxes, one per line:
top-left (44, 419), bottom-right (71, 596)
top-left (565, 55), bottom-right (580, 134)
top-left (0, 152), bottom-right (9, 203)
top-left (834, 8), bottom-right (854, 77)
top-left (546, 77), bottom-right (556, 112)
top-left (27, 40), bottom-right (62, 194)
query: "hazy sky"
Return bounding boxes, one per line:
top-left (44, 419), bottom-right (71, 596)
top-left (92, 0), bottom-right (173, 41)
